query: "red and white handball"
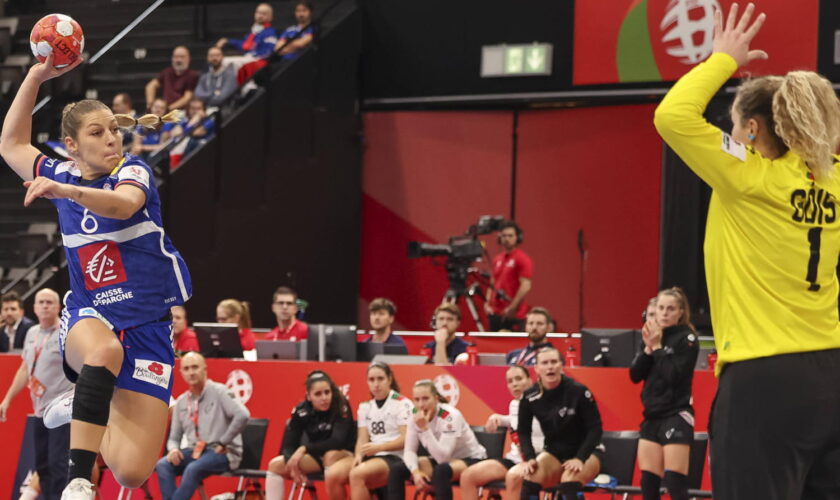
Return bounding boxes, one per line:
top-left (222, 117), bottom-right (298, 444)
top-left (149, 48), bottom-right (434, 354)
top-left (30, 14), bottom-right (85, 68)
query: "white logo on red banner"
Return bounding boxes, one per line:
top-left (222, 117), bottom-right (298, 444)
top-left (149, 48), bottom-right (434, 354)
top-left (226, 369), bottom-right (253, 404)
top-left (77, 241), bottom-right (128, 290)
top-left (434, 374), bottom-right (460, 407)
top-left (660, 0), bottom-right (721, 64)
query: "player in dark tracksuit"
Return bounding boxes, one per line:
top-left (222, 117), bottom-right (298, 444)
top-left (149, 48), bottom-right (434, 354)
top-left (517, 347), bottom-right (604, 500)
top-left (630, 287), bottom-right (699, 500)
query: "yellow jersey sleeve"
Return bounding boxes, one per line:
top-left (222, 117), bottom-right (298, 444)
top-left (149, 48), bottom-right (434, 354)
top-left (655, 52), bottom-right (840, 377)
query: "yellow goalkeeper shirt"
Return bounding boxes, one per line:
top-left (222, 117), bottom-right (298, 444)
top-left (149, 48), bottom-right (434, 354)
top-left (654, 52), bottom-right (840, 376)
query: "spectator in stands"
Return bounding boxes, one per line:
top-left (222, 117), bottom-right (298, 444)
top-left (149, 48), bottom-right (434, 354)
top-left (505, 307), bottom-right (554, 366)
top-left (216, 3), bottom-right (278, 62)
top-left (460, 365), bottom-right (544, 500)
top-left (484, 221), bottom-right (533, 332)
top-left (216, 298), bottom-right (256, 350)
top-left (364, 298), bottom-right (405, 347)
top-left (145, 46), bottom-right (200, 111)
top-left (155, 352), bottom-right (250, 500)
top-left (266, 286), bottom-right (308, 341)
top-left (387, 379), bottom-right (487, 500)
top-left (265, 371), bottom-right (355, 500)
top-left (1, 291), bottom-right (35, 351)
top-left (132, 98), bottom-right (177, 163)
top-left (0, 288), bottom-right (72, 500)
top-left (194, 46), bottom-right (237, 109)
top-left (172, 98), bottom-right (215, 157)
top-left (236, 2), bottom-right (315, 85)
top-left (111, 92), bottom-right (136, 153)
top-left (275, 2), bottom-right (315, 60)
top-left (171, 305), bottom-right (199, 355)
top-left (423, 303), bottom-right (470, 364)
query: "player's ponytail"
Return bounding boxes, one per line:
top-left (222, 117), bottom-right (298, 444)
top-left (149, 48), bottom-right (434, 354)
top-left (113, 110), bottom-right (182, 129)
top-left (216, 298), bottom-right (252, 330)
top-left (773, 71), bottom-right (840, 182)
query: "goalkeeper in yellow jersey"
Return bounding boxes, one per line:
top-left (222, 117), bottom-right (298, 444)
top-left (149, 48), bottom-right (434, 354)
top-left (654, 3), bottom-right (840, 498)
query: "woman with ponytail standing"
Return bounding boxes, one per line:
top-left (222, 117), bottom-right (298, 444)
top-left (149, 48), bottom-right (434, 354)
top-left (0, 53), bottom-right (191, 499)
top-left (655, 4), bottom-right (840, 498)
top-left (629, 287), bottom-right (699, 500)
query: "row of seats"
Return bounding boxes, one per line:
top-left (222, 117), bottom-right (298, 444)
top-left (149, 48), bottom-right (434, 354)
top-left (118, 419), bottom-right (713, 500)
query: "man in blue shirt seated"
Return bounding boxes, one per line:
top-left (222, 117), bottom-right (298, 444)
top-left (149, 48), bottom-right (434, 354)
top-left (274, 1), bottom-right (315, 60)
top-left (215, 3), bottom-right (278, 60)
top-left (506, 307), bottom-right (554, 366)
top-left (424, 303), bottom-right (471, 364)
top-left (364, 297), bottom-right (406, 347)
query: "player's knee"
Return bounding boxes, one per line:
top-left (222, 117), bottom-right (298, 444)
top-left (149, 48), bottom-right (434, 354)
top-left (348, 465), bottom-right (366, 485)
top-left (324, 465), bottom-right (345, 483)
top-left (113, 467), bottom-right (152, 490)
top-left (323, 450), bottom-right (345, 466)
top-left (84, 338), bottom-right (123, 371)
top-left (458, 468), bottom-right (476, 487)
top-left (268, 456), bottom-right (286, 474)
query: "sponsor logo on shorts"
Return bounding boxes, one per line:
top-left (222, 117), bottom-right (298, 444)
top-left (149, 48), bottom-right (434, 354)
top-left (133, 358), bottom-right (172, 389)
top-left (78, 307), bottom-right (114, 329)
top-left (666, 428), bottom-right (675, 439)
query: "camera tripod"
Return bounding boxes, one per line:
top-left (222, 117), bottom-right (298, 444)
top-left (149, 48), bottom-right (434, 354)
top-left (440, 263), bottom-right (490, 331)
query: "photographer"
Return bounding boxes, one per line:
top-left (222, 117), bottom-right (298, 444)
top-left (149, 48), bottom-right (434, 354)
top-left (484, 221), bottom-right (533, 331)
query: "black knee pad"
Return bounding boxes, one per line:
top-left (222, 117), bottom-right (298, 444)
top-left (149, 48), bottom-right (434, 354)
top-left (73, 364), bottom-right (117, 426)
top-left (663, 470), bottom-right (689, 500)
top-left (641, 471), bottom-right (662, 500)
top-left (559, 481), bottom-right (582, 500)
top-left (384, 463), bottom-right (409, 500)
top-left (521, 479), bottom-right (541, 500)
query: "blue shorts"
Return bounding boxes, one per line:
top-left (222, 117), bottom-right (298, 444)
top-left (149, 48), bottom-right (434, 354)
top-left (59, 303), bottom-right (175, 404)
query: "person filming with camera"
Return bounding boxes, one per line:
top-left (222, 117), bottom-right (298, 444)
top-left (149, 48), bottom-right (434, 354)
top-left (484, 221), bottom-right (533, 332)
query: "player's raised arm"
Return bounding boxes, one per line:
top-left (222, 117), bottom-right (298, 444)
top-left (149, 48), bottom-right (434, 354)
top-left (0, 53), bottom-right (83, 181)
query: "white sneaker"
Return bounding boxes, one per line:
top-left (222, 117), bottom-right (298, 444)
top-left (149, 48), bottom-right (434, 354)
top-left (43, 388), bottom-right (74, 429)
top-left (60, 478), bottom-right (95, 500)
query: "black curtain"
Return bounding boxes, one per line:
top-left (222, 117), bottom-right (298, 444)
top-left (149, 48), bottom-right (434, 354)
top-left (659, 96), bottom-right (732, 336)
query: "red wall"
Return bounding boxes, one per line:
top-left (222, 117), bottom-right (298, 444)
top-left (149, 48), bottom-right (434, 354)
top-left (359, 106), bottom-right (661, 331)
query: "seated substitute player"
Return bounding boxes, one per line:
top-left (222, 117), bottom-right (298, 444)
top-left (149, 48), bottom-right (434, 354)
top-left (423, 303), bottom-right (471, 364)
top-left (364, 298), bottom-right (406, 347)
top-left (265, 371), bottom-right (355, 500)
top-left (328, 362), bottom-right (413, 500)
top-left (459, 365), bottom-right (545, 500)
top-left (387, 380), bottom-right (487, 500)
top-left (517, 347), bottom-right (604, 500)
top-left (505, 307), bottom-right (554, 366)
top-left (630, 287), bottom-right (699, 500)
top-left (266, 286), bottom-right (308, 341)
top-left (0, 52), bottom-right (192, 499)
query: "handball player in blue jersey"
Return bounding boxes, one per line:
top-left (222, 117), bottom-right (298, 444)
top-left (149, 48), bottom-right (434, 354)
top-left (0, 53), bottom-right (192, 500)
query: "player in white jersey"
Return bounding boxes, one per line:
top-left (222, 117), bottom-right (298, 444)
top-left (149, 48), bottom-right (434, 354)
top-left (460, 365), bottom-right (545, 500)
top-left (327, 362), bottom-right (413, 500)
top-left (386, 380), bottom-right (487, 500)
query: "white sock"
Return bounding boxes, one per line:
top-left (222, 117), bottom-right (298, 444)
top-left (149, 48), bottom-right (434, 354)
top-left (265, 471), bottom-right (285, 500)
top-left (18, 486), bottom-right (39, 500)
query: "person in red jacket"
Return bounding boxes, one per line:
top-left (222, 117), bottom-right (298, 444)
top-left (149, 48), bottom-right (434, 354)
top-left (484, 221), bottom-right (533, 332)
top-left (171, 306), bottom-right (199, 355)
top-left (266, 286), bottom-right (308, 341)
top-left (216, 299), bottom-right (256, 351)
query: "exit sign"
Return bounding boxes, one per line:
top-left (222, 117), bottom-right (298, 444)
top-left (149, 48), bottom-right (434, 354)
top-left (481, 43), bottom-right (553, 77)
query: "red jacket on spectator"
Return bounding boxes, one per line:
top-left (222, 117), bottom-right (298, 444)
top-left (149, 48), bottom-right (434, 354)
top-left (240, 328), bottom-right (257, 351)
top-left (174, 327), bottom-right (200, 353)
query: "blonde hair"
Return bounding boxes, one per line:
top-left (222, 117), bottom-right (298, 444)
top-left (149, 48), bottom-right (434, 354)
top-left (657, 286), bottom-right (696, 332)
top-left (61, 99), bottom-right (181, 139)
top-left (217, 298), bottom-right (252, 330)
top-left (772, 71), bottom-right (840, 182)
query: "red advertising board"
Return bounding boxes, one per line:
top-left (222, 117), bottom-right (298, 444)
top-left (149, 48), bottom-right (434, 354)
top-left (574, 0), bottom-right (818, 85)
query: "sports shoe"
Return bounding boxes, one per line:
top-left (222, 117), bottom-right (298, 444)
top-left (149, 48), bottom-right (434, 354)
top-left (43, 388), bottom-right (74, 429)
top-left (60, 478), bottom-right (94, 500)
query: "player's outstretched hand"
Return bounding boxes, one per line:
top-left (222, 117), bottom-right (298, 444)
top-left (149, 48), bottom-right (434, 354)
top-left (28, 52), bottom-right (84, 84)
top-left (23, 177), bottom-right (72, 206)
top-left (712, 2), bottom-right (768, 68)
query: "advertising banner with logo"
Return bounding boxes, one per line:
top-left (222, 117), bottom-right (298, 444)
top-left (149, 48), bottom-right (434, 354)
top-left (2, 355), bottom-right (716, 497)
top-left (574, 0), bottom-right (818, 85)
